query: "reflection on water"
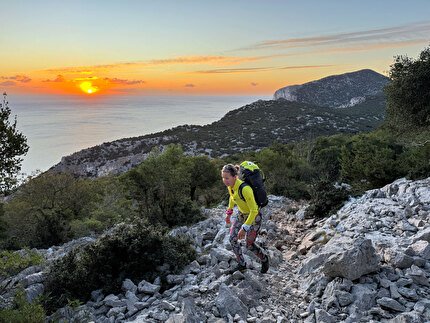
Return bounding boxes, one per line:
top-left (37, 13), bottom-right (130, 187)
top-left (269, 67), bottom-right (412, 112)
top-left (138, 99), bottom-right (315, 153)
top-left (10, 95), bottom-right (269, 175)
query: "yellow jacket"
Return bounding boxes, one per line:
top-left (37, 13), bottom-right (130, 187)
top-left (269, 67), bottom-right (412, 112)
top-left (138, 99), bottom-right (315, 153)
top-left (228, 178), bottom-right (259, 227)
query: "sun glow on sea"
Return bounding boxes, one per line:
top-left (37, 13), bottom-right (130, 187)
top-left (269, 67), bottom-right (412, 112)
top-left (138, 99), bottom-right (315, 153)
top-left (79, 81), bottom-right (98, 94)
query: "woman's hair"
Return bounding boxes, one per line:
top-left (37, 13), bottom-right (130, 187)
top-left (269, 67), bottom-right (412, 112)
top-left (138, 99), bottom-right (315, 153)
top-left (222, 164), bottom-right (239, 177)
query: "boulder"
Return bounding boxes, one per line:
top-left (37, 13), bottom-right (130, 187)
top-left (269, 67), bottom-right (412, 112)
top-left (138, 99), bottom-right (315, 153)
top-left (25, 283), bottom-right (44, 304)
top-left (216, 283), bottom-right (247, 320)
top-left (410, 241), bottom-right (430, 260)
top-left (138, 280), bottom-right (161, 294)
top-left (377, 297), bottom-right (406, 312)
top-left (210, 247), bottom-right (235, 263)
top-left (323, 238), bottom-right (380, 280)
top-left (122, 278), bottom-right (137, 294)
top-left (180, 297), bottom-right (206, 323)
top-left (315, 308), bottom-right (337, 323)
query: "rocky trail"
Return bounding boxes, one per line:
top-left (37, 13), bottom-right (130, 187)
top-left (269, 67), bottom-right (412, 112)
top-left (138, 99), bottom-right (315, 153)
top-left (1, 177), bottom-right (430, 322)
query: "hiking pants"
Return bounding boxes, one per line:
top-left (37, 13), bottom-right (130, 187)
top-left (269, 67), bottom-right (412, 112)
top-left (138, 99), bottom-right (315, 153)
top-left (229, 211), bottom-right (266, 266)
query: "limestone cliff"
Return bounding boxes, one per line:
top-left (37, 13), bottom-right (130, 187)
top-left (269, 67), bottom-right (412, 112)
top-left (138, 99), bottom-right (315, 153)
top-left (273, 69), bottom-right (389, 108)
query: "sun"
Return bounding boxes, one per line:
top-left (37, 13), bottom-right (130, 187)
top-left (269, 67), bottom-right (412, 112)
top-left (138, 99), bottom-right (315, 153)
top-left (79, 81), bottom-right (98, 94)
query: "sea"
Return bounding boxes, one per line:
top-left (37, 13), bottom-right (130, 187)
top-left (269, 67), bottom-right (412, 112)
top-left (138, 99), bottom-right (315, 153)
top-left (8, 94), bottom-right (270, 176)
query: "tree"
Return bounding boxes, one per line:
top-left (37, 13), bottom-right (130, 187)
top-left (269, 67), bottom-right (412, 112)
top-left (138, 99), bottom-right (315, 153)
top-left (122, 145), bottom-right (203, 227)
top-left (0, 92), bottom-right (29, 193)
top-left (181, 155), bottom-right (219, 201)
top-left (2, 172), bottom-right (95, 248)
top-left (340, 133), bottom-right (404, 191)
top-left (384, 44), bottom-right (430, 129)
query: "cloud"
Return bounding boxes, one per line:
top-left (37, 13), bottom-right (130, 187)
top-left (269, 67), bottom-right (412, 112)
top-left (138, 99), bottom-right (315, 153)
top-left (192, 64), bottom-right (336, 74)
top-left (148, 56), bottom-right (261, 66)
top-left (43, 75), bottom-right (66, 82)
top-left (1, 75), bottom-right (32, 83)
top-left (310, 40), bottom-right (428, 55)
top-left (0, 81), bottom-right (15, 86)
top-left (251, 82), bottom-right (258, 86)
top-left (184, 84), bottom-right (195, 88)
top-left (191, 67), bottom-right (274, 74)
top-left (241, 21), bottom-right (430, 52)
top-left (279, 64), bottom-right (337, 70)
top-left (40, 55), bottom-right (264, 75)
top-left (103, 77), bottom-right (145, 85)
top-left (73, 76), bottom-right (99, 82)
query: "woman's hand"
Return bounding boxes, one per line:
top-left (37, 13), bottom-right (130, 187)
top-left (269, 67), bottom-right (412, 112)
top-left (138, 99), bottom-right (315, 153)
top-left (238, 228), bottom-right (246, 240)
top-left (226, 209), bottom-right (233, 224)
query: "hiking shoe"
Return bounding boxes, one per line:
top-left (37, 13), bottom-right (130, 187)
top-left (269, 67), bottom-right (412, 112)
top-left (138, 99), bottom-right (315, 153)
top-left (261, 256), bottom-right (269, 274)
top-left (230, 263), bottom-right (247, 274)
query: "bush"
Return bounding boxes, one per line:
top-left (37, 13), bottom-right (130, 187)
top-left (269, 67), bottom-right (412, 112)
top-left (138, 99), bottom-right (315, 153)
top-left (306, 179), bottom-right (350, 218)
top-left (399, 142), bottom-right (430, 180)
top-left (44, 219), bottom-right (196, 312)
top-left (307, 134), bottom-right (350, 181)
top-left (2, 173), bottom-right (96, 248)
top-left (0, 289), bottom-right (45, 322)
top-left (89, 175), bottom-right (137, 227)
top-left (122, 145), bottom-right (214, 227)
top-left (255, 143), bottom-right (314, 200)
top-left (340, 133), bottom-right (404, 191)
top-left (70, 218), bottom-right (104, 238)
top-left (0, 248), bottom-right (44, 278)
top-left (2, 173), bottom-right (133, 249)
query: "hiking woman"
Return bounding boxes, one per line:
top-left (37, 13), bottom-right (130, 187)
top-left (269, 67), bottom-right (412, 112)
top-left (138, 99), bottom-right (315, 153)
top-left (221, 164), bottom-right (269, 274)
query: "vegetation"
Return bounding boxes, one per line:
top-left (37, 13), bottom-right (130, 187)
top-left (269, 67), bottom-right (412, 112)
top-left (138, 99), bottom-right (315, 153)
top-left (0, 248), bottom-right (44, 278)
top-left (122, 144), bottom-right (219, 227)
top-left (3, 172), bottom-right (97, 249)
top-left (0, 46), bottom-right (429, 317)
top-left (0, 289), bottom-right (45, 323)
top-left (385, 45), bottom-right (430, 129)
top-left (339, 133), bottom-right (404, 191)
top-left (0, 93), bottom-right (29, 194)
top-left (56, 94), bottom-right (386, 170)
top-left (44, 219), bottom-right (196, 311)
top-left (254, 142), bottom-right (314, 200)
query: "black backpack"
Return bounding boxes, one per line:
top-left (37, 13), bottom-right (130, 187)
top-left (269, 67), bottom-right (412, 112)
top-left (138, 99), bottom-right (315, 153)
top-left (238, 161), bottom-right (268, 208)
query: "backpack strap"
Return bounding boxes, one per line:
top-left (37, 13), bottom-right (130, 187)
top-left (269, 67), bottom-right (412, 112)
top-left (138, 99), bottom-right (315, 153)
top-left (238, 182), bottom-right (248, 202)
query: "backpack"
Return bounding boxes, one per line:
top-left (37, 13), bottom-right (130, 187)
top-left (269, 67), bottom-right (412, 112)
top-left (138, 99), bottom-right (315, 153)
top-left (238, 161), bottom-right (269, 208)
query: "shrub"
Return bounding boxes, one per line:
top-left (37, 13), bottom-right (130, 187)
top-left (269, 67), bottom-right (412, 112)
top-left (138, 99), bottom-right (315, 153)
top-left (44, 219), bottom-right (196, 312)
top-left (122, 145), bottom-right (207, 227)
top-left (2, 173), bottom-right (96, 249)
top-left (255, 143), bottom-right (314, 200)
top-left (0, 289), bottom-right (45, 322)
top-left (307, 134), bottom-right (350, 181)
top-left (399, 142), bottom-right (430, 180)
top-left (340, 133), bottom-right (404, 191)
top-left (70, 218), bottom-right (104, 238)
top-left (0, 248), bottom-right (44, 278)
top-left (307, 179), bottom-right (351, 218)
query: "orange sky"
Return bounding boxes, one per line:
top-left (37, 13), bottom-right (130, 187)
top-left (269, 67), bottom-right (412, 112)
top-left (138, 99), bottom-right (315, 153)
top-left (1, 1), bottom-right (429, 97)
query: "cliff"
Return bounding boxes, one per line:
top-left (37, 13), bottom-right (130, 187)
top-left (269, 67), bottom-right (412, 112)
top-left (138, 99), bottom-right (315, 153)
top-left (273, 69), bottom-right (389, 108)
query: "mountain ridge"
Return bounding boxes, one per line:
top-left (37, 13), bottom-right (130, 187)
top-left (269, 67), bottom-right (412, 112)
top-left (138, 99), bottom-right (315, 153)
top-left (51, 95), bottom-right (386, 177)
top-left (273, 69), bottom-right (389, 108)
top-left (51, 69), bottom-right (388, 177)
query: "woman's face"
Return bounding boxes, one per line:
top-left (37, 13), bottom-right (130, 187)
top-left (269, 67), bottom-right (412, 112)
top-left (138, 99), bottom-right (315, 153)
top-left (221, 171), bottom-right (236, 188)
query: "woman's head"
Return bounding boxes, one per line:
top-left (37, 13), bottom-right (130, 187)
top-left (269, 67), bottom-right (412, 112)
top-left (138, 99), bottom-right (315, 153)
top-left (221, 164), bottom-right (239, 187)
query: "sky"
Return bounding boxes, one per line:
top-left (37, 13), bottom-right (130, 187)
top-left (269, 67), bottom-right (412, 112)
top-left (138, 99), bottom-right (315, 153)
top-left (1, 0), bottom-right (430, 96)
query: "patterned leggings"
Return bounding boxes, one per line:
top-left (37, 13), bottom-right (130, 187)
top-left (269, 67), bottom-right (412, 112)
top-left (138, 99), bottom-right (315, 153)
top-left (229, 212), bottom-right (266, 266)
